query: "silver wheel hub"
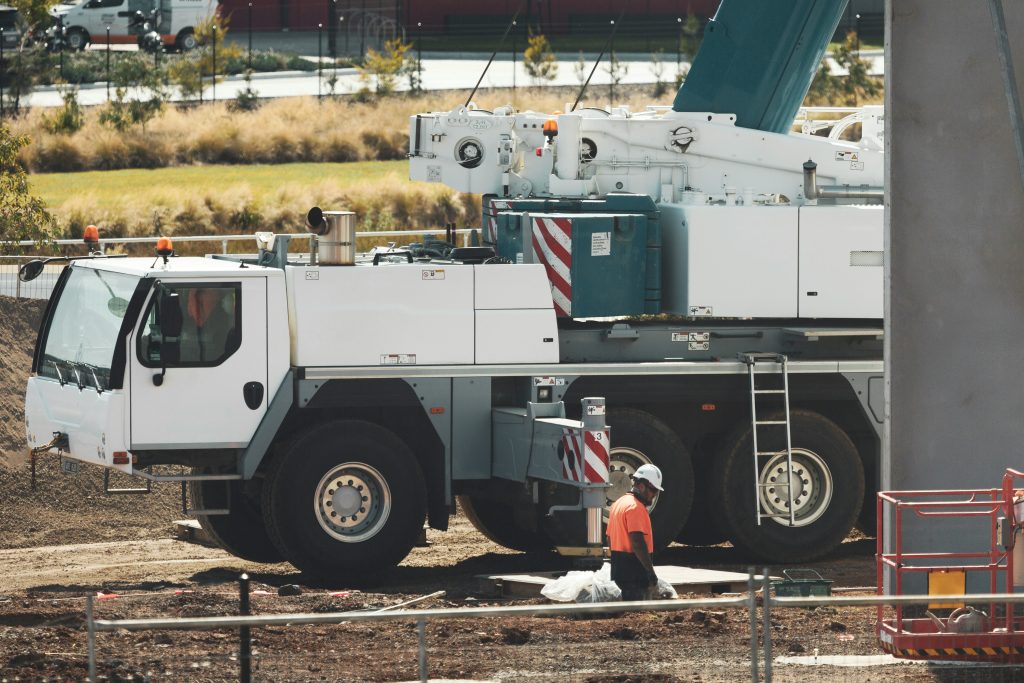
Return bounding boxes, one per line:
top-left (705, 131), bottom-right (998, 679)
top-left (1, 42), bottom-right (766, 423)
top-left (758, 448), bottom-right (833, 527)
top-left (605, 447), bottom-right (658, 514)
top-left (315, 463), bottom-right (391, 542)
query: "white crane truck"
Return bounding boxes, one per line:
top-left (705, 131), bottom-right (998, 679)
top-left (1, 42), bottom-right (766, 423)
top-left (23, 0), bottom-right (884, 578)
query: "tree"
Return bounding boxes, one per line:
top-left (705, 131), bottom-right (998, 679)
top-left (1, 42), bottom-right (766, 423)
top-left (167, 13), bottom-right (240, 103)
top-left (806, 31), bottom-right (881, 107)
top-left (604, 50), bottom-right (628, 106)
top-left (358, 38), bottom-right (412, 96)
top-left (650, 49), bottom-right (667, 98)
top-left (0, 125), bottom-right (54, 252)
top-left (99, 53), bottom-right (167, 131)
top-left (523, 32), bottom-right (557, 86)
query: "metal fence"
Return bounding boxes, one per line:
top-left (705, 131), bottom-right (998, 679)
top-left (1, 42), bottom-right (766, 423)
top-left (33, 569), bottom-right (1018, 683)
top-left (0, 228), bottom-right (471, 301)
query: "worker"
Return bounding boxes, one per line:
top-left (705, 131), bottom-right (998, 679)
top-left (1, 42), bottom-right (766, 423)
top-left (181, 287), bottom-right (236, 362)
top-left (606, 463), bottom-right (664, 601)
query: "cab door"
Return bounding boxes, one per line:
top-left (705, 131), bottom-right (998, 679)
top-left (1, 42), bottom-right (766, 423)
top-left (128, 277), bottom-right (268, 449)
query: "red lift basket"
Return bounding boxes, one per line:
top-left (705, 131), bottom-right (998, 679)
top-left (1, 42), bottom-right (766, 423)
top-left (877, 468), bottom-right (1024, 662)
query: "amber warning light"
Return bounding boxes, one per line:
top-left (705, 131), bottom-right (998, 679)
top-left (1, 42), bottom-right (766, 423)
top-left (83, 225), bottom-right (100, 243)
top-left (155, 237), bottom-right (174, 265)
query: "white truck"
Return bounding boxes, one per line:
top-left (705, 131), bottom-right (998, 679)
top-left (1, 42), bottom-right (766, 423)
top-left (48, 0), bottom-right (213, 51)
top-left (22, 0), bottom-right (885, 578)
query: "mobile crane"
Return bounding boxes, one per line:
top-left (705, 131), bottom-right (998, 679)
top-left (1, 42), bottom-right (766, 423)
top-left (23, 0), bottom-right (883, 577)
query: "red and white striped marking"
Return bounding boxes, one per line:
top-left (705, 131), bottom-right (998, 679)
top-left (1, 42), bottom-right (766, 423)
top-left (484, 198), bottom-right (511, 244)
top-left (561, 427), bottom-right (610, 484)
top-left (531, 216), bottom-right (573, 317)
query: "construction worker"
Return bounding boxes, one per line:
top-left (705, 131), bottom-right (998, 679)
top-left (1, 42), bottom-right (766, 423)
top-left (606, 463), bottom-right (663, 601)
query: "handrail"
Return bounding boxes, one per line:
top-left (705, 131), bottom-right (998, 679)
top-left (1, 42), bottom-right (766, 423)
top-left (3, 228), bottom-right (475, 249)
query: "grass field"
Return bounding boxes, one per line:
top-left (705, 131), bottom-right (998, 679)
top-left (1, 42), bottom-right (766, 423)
top-left (28, 161), bottom-right (408, 211)
top-left (28, 161), bottom-right (479, 245)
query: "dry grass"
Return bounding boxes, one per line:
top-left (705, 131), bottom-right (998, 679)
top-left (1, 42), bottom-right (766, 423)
top-left (11, 86), bottom-right (668, 173)
top-left (31, 163), bottom-right (480, 245)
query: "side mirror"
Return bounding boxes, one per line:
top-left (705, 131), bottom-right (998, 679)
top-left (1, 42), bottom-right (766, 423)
top-left (18, 259), bottom-right (45, 283)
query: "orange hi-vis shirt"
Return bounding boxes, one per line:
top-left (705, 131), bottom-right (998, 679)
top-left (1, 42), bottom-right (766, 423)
top-left (607, 493), bottom-right (653, 553)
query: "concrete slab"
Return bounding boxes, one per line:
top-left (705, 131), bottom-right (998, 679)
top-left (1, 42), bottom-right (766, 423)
top-left (478, 565), bottom-right (773, 599)
top-left (173, 519), bottom-right (216, 548)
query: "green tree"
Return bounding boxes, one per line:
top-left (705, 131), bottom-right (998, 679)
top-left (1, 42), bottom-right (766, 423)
top-left (523, 32), bottom-right (557, 86)
top-left (167, 13), bottom-right (240, 103)
top-left (358, 38), bottom-right (412, 96)
top-left (99, 54), bottom-right (167, 131)
top-left (806, 31), bottom-right (881, 106)
top-left (650, 49), bottom-right (667, 98)
top-left (0, 125), bottom-right (54, 252)
top-left (43, 86), bottom-right (84, 134)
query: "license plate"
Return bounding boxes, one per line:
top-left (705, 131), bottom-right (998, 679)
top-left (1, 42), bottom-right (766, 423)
top-left (61, 459), bottom-right (80, 475)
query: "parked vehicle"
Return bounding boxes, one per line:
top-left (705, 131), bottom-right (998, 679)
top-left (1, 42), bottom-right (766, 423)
top-left (0, 4), bottom-right (21, 51)
top-left (47, 0), bottom-right (214, 51)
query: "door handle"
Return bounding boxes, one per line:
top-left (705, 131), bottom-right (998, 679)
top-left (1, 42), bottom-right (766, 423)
top-left (243, 381), bottom-right (264, 410)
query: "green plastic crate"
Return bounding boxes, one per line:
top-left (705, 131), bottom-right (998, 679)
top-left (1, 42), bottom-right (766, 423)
top-left (771, 569), bottom-right (832, 597)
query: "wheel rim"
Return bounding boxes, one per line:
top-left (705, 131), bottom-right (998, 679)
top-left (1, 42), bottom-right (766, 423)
top-left (758, 448), bottom-right (833, 527)
top-left (604, 447), bottom-right (659, 515)
top-left (68, 32), bottom-right (83, 49)
top-left (180, 34), bottom-right (196, 50)
top-left (314, 462), bottom-right (391, 542)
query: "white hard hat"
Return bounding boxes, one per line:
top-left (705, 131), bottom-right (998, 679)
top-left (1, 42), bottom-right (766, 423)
top-left (632, 464), bottom-right (664, 492)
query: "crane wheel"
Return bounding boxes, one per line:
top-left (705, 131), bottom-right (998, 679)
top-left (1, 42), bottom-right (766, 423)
top-left (190, 476), bottom-right (284, 564)
top-left (458, 494), bottom-right (553, 553)
top-left (261, 420), bottom-right (427, 578)
top-left (710, 410), bottom-right (864, 563)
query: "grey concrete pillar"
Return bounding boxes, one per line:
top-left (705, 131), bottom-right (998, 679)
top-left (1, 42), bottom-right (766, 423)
top-left (886, 0), bottom-right (1024, 569)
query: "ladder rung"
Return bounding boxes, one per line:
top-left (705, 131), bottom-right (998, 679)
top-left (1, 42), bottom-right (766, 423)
top-left (755, 420), bottom-right (788, 425)
top-left (753, 390), bottom-right (787, 394)
top-left (755, 451), bottom-right (786, 456)
top-left (759, 513), bottom-right (795, 520)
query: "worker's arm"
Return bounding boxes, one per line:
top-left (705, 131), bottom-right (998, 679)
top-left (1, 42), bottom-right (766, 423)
top-left (628, 531), bottom-right (657, 585)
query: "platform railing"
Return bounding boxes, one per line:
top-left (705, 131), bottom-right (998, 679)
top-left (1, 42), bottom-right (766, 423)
top-left (0, 228), bottom-right (474, 300)
top-left (81, 569), bottom-right (1024, 683)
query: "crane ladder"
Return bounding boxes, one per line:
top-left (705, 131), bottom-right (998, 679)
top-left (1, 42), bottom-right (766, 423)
top-left (740, 352), bottom-right (796, 527)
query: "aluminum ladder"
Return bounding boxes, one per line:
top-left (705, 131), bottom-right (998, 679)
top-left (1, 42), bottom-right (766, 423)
top-left (740, 352), bottom-right (796, 526)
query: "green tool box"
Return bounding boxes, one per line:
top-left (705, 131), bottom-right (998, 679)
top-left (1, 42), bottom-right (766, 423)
top-left (771, 569), bottom-right (832, 597)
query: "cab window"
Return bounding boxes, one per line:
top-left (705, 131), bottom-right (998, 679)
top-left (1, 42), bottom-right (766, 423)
top-left (138, 283), bottom-right (242, 367)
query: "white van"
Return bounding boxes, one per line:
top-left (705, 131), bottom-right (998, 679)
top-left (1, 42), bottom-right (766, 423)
top-left (49, 0), bottom-right (216, 51)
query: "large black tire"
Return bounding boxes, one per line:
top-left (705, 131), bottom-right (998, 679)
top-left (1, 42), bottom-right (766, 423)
top-left (675, 443), bottom-right (729, 546)
top-left (458, 495), bottom-right (552, 553)
top-left (190, 476), bottom-right (284, 564)
top-left (545, 408), bottom-right (694, 550)
top-left (65, 28), bottom-right (88, 51)
top-left (176, 28), bottom-right (197, 52)
top-left (710, 410), bottom-right (864, 563)
top-left (261, 420), bottom-right (427, 578)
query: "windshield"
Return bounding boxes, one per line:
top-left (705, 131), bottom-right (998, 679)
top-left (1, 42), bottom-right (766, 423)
top-left (39, 267), bottom-right (139, 391)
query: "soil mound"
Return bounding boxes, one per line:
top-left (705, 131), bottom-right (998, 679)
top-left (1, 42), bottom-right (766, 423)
top-left (0, 296), bottom-right (46, 463)
top-left (0, 296), bottom-right (180, 549)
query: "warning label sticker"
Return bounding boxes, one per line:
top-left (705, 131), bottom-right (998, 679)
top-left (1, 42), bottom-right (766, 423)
top-left (422, 269), bottom-right (445, 280)
top-left (591, 232), bottom-right (611, 256)
top-left (835, 151), bottom-right (860, 162)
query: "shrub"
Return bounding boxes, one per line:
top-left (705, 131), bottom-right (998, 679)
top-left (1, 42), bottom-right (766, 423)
top-left (43, 87), bottom-right (84, 135)
top-left (361, 130), bottom-right (408, 161)
top-left (358, 38), bottom-right (412, 95)
top-left (524, 33), bottom-right (557, 86)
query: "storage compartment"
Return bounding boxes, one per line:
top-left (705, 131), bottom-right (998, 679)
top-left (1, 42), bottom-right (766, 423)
top-left (661, 204), bottom-right (799, 318)
top-left (798, 205), bottom-right (883, 318)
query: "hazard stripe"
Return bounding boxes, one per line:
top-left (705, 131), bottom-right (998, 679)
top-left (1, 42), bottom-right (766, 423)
top-left (888, 645), bottom-right (1024, 658)
top-left (983, 647), bottom-right (998, 655)
top-left (531, 233), bottom-right (572, 317)
top-left (532, 221), bottom-right (573, 283)
top-left (583, 430), bottom-right (610, 484)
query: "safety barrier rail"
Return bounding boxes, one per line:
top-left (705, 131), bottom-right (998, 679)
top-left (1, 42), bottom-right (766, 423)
top-left (0, 228), bottom-right (474, 300)
top-left (73, 569), bottom-right (1024, 683)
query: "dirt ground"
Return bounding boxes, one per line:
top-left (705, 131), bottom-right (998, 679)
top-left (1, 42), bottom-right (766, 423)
top-left (0, 296), bottom-right (1019, 682)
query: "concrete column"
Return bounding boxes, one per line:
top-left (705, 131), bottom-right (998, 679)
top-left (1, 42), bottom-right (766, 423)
top-left (886, 0), bottom-right (1024, 563)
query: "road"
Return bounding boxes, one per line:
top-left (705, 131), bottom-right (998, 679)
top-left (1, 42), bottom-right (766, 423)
top-left (23, 51), bottom-right (883, 108)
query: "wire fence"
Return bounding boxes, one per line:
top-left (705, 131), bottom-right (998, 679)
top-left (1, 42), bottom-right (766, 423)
top-left (0, 570), bottom-right (996, 682)
top-left (0, 228), bottom-right (472, 301)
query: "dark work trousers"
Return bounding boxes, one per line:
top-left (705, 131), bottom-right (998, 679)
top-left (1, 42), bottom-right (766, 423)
top-left (610, 551), bottom-right (651, 601)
